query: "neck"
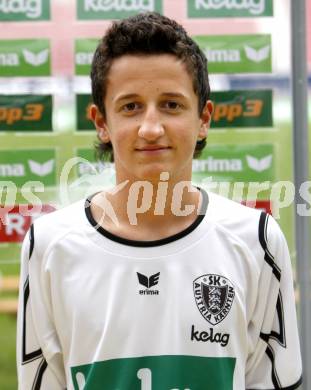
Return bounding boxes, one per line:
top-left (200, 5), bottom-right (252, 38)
top-left (103, 177), bottom-right (201, 227)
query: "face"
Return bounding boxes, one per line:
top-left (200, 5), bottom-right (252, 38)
top-left (91, 54), bottom-right (213, 183)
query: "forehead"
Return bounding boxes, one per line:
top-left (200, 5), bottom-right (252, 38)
top-left (105, 54), bottom-right (196, 99)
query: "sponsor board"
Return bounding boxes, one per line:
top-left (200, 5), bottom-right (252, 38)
top-left (0, 95), bottom-right (52, 131)
top-left (75, 39), bottom-right (98, 76)
top-left (77, 0), bottom-right (162, 20)
top-left (0, 39), bottom-right (50, 77)
top-left (76, 91), bottom-right (273, 130)
top-left (192, 144), bottom-right (275, 182)
top-left (188, 0), bottom-right (273, 18)
top-left (193, 34), bottom-right (272, 73)
top-left (0, 149), bottom-right (56, 186)
top-left (211, 90), bottom-right (272, 128)
top-left (76, 94), bottom-right (93, 130)
top-left (76, 149), bottom-right (113, 177)
top-left (71, 356), bottom-right (235, 389)
top-left (0, 0), bottom-right (50, 21)
top-left (0, 205), bottom-right (55, 243)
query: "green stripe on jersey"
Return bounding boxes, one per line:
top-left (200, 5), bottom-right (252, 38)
top-left (71, 355), bottom-right (236, 390)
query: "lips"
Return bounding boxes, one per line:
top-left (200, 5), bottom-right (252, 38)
top-left (136, 145), bottom-right (171, 151)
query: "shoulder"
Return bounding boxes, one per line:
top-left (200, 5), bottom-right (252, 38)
top-left (206, 191), bottom-right (285, 261)
top-left (31, 198), bottom-right (88, 256)
top-left (206, 191), bottom-right (262, 238)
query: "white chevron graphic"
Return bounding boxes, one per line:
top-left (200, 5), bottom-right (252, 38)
top-left (244, 45), bottom-right (270, 62)
top-left (23, 49), bottom-right (49, 66)
top-left (246, 155), bottom-right (272, 172)
top-left (28, 159), bottom-right (54, 176)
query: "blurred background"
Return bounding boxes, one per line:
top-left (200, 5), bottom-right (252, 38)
top-left (0, 0), bottom-right (310, 388)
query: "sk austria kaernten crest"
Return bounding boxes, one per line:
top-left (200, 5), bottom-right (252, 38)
top-left (193, 274), bottom-right (235, 325)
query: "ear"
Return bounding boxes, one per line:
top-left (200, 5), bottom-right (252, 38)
top-left (198, 100), bottom-right (213, 140)
top-left (90, 104), bottom-right (110, 143)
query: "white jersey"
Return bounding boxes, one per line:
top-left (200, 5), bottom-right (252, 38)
top-left (17, 190), bottom-right (302, 390)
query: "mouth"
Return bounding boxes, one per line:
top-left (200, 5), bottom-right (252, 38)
top-left (135, 145), bottom-right (171, 152)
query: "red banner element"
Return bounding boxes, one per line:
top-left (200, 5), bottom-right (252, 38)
top-left (0, 205), bottom-right (55, 243)
top-left (241, 200), bottom-right (272, 215)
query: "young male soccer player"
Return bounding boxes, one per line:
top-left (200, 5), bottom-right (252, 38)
top-left (17, 12), bottom-right (302, 390)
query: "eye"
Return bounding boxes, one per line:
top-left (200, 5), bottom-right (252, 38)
top-left (122, 102), bottom-right (141, 112)
top-left (162, 101), bottom-right (182, 110)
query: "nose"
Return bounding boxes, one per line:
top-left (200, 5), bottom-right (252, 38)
top-left (137, 106), bottom-right (164, 141)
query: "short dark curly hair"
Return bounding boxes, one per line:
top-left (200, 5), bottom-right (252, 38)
top-left (90, 12), bottom-right (211, 162)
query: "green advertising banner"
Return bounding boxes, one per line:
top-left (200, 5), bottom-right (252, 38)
top-left (211, 90), bottom-right (273, 128)
top-left (0, 39), bottom-right (50, 77)
top-left (193, 35), bottom-right (272, 73)
top-left (76, 148), bottom-right (111, 176)
top-left (76, 35), bottom-right (271, 75)
top-left (0, 95), bottom-right (52, 131)
top-left (193, 144), bottom-right (275, 182)
top-left (77, 145), bottom-right (274, 183)
top-left (76, 94), bottom-right (93, 130)
top-left (75, 39), bottom-right (98, 76)
top-left (188, 0), bottom-right (273, 18)
top-left (0, 149), bottom-right (56, 186)
top-left (77, 0), bottom-right (162, 20)
top-left (76, 90), bottom-right (273, 130)
top-left (0, 0), bottom-right (50, 21)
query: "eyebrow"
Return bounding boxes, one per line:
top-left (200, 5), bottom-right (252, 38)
top-left (114, 92), bottom-right (188, 103)
top-left (114, 93), bottom-right (140, 103)
top-left (161, 92), bottom-right (187, 99)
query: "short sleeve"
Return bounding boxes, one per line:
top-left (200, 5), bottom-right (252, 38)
top-left (245, 213), bottom-right (302, 389)
top-left (17, 224), bottom-right (66, 389)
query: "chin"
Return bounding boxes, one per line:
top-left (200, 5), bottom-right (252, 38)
top-left (138, 171), bottom-right (166, 182)
top-left (135, 166), bottom-right (172, 182)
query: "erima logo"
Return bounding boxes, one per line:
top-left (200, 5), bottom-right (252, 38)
top-left (204, 48), bottom-right (240, 63)
top-left (0, 164), bottom-right (24, 177)
top-left (23, 49), bottom-right (49, 66)
top-left (0, 0), bottom-right (42, 18)
top-left (204, 44), bottom-right (270, 64)
top-left (0, 53), bottom-right (19, 66)
top-left (137, 272), bottom-right (160, 295)
top-left (244, 45), bottom-right (270, 62)
top-left (0, 48), bottom-right (49, 67)
top-left (28, 159), bottom-right (54, 176)
top-left (193, 157), bottom-right (242, 173)
top-left (191, 325), bottom-right (230, 347)
top-left (246, 154), bottom-right (272, 172)
top-left (75, 52), bottom-right (94, 66)
top-left (83, 0), bottom-right (155, 12)
top-left (193, 274), bottom-right (235, 325)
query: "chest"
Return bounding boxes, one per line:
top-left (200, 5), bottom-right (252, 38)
top-left (47, 235), bottom-right (259, 361)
